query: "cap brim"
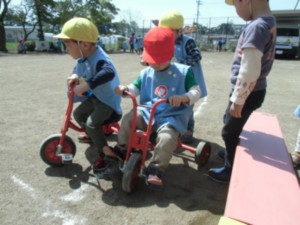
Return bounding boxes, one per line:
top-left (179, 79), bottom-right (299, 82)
top-left (225, 0), bottom-right (234, 5)
top-left (53, 33), bottom-right (69, 39)
top-left (142, 49), bottom-right (172, 65)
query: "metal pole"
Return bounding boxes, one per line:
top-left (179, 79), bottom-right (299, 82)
top-left (295, 0), bottom-right (300, 10)
top-left (142, 20), bottom-right (145, 37)
top-left (195, 0), bottom-right (201, 41)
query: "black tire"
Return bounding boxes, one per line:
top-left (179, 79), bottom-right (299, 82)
top-left (195, 141), bottom-right (211, 167)
top-left (122, 153), bottom-right (142, 193)
top-left (40, 134), bottom-right (76, 167)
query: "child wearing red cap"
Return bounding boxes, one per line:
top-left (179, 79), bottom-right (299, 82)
top-left (159, 10), bottom-right (208, 144)
top-left (103, 26), bottom-right (201, 186)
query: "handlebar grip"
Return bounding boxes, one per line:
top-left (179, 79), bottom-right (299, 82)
top-left (122, 90), bottom-right (129, 96)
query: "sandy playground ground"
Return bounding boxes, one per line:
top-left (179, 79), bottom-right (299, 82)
top-left (0, 51), bottom-right (299, 225)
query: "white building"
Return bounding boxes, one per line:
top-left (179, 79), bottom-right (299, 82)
top-left (5, 26), bottom-right (55, 51)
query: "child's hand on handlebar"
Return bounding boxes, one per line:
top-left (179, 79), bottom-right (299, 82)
top-left (115, 85), bottom-right (128, 96)
top-left (169, 95), bottom-right (189, 107)
top-left (74, 82), bottom-right (90, 97)
top-left (67, 74), bottom-right (79, 86)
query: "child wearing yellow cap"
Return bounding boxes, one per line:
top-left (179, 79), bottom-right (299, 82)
top-left (103, 26), bottom-right (201, 186)
top-left (158, 10), bottom-right (208, 144)
top-left (54, 17), bottom-right (122, 173)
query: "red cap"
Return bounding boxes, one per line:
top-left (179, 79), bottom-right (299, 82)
top-left (142, 26), bottom-right (174, 64)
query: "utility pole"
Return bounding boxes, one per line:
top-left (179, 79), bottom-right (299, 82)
top-left (195, 0), bottom-right (201, 41)
top-left (295, 0), bottom-right (299, 10)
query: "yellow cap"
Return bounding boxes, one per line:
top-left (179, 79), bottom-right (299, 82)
top-left (158, 10), bottom-right (184, 30)
top-left (54, 17), bottom-right (98, 43)
top-left (225, 0), bottom-right (234, 5)
top-left (226, 0), bottom-right (269, 6)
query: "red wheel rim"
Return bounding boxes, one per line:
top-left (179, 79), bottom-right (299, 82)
top-left (44, 139), bottom-right (73, 164)
top-left (199, 145), bottom-right (211, 163)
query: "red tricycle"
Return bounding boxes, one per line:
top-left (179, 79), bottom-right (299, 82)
top-left (40, 83), bottom-right (120, 166)
top-left (118, 91), bottom-right (211, 193)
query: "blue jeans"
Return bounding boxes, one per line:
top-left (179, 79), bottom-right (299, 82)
top-left (222, 89), bottom-right (266, 167)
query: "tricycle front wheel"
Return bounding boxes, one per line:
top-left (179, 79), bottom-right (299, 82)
top-left (122, 152), bottom-right (142, 193)
top-left (40, 134), bottom-right (76, 167)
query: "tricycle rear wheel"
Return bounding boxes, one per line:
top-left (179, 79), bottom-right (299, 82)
top-left (195, 141), bottom-right (211, 167)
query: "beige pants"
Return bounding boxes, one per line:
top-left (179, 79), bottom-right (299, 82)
top-left (118, 110), bottom-right (179, 171)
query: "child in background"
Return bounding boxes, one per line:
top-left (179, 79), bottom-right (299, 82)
top-left (208, 0), bottom-right (276, 183)
top-left (159, 10), bottom-right (208, 144)
top-left (103, 26), bottom-right (201, 186)
top-left (291, 105), bottom-right (300, 167)
top-left (54, 17), bottom-right (122, 173)
top-left (129, 33), bottom-right (135, 53)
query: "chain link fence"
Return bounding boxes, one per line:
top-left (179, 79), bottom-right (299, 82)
top-left (141, 16), bottom-right (248, 52)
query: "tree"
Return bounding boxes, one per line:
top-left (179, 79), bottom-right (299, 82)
top-left (0, 0), bottom-right (11, 52)
top-left (218, 23), bottom-right (235, 35)
top-left (31, 0), bottom-right (55, 41)
top-left (53, 0), bottom-right (119, 35)
top-left (117, 9), bottom-right (142, 36)
top-left (2, 0), bottom-right (121, 50)
top-left (88, 0), bottom-right (118, 27)
top-left (6, 4), bottom-right (37, 41)
top-left (112, 19), bottom-right (129, 36)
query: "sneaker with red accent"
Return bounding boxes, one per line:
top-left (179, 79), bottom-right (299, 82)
top-left (146, 167), bottom-right (163, 186)
top-left (78, 133), bottom-right (93, 143)
top-left (92, 154), bottom-right (108, 173)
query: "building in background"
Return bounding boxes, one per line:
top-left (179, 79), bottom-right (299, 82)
top-left (273, 10), bottom-right (300, 59)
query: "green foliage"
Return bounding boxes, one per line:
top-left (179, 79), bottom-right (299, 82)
top-left (199, 42), bottom-right (214, 52)
top-left (26, 40), bottom-right (35, 51)
top-left (228, 43), bottom-right (236, 52)
top-left (6, 42), bottom-right (18, 51)
top-left (6, 41), bottom-right (34, 52)
top-left (105, 43), bottom-right (118, 52)
top-left (117, 37), bottom-right (126, 50)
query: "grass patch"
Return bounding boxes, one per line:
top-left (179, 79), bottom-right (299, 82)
top-left (6, 42), bottom-right (18, 52)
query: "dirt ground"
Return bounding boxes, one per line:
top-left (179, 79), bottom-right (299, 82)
top-left (0, 51), bottom-right (299, 225)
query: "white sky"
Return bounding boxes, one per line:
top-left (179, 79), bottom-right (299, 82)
top-left (10, 0), bottom-right (300, 27)
top-left (111, 0), bottom-right (299, 21)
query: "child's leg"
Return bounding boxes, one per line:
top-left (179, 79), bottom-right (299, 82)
top-left (104, 111), bottom-right (147, 160)
top-left (73, 98), bottom-right (93, 128)
top-left (181, 113), bottom-right (195, 144)
top-left (149, 125), bottom-right (179, 171)
top-left (187, 114), bottom-right (195, 133)
top-left (117, 110), bottom-right (147, 146)
top-left (146, 125), bottom-right (179, 185)
top-left (85, 99), bottom-right (114, 155)
top-left (222, 90), bottom-right (266, 168)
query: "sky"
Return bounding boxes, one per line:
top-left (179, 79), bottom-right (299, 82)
top-left (10, 0), bottom-right (300, 27)
top-left (110, 0), bottom-right (299, 23)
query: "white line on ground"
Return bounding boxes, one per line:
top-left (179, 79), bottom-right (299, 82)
top-left (11, 175), bottom-right (87, 225)
top-left (60, 183), bottom-right (89, 202)
top-left (11, 175), bottom-right (37, 200)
